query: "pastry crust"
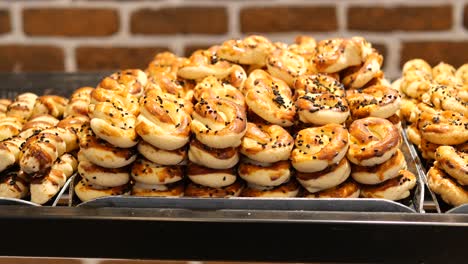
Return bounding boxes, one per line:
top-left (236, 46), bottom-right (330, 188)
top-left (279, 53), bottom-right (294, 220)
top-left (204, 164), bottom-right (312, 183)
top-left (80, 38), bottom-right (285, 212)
top-left (296, 157), bottom-right (351, 193)
top-left (238, 158), bottom-right (291, 187)
top-left (187, 163), bottom-right (237, 188)
top-left (241, 178), bottom-right (299, 198)
top-left (360, 170), bottom-right (416, 201)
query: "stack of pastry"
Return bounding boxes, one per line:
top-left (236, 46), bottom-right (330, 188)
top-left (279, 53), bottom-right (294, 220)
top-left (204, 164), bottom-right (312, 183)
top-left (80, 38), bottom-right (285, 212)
top-left (131, 54), bottom-right (192, 197)
top-left (74, 70), bottom-right (145, 202)
top-left (0, 90), bottom-right (87, 204)
top-left (395, 59), bottom-right (468, 207)
top-left (177, 46), bottom-right (248, 198)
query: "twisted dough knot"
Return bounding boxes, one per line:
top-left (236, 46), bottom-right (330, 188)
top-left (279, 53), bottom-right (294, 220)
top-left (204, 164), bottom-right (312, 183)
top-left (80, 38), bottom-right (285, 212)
top-left (312, 38), bottom-right (362, 73)
top-left (291, 124), bottom-right (349, 173)
top-left (422, 84), bottom-right (468, 116)
top-left (64, 87), bottom-right (94, 118)
top-left (19, 130), bottom-right (66, 175)
top-left (145, 75), bottom-right (194, 102)
top-left (432, 62), bottom-right (458, 86)
top-left (244, 70), bottom-right (296, 126)
top-left (403, 59), bottom-right (432, 74)
top-left (456, 64), bottom-right (468, 84)
top-left (188, 138), bottom-right (239, 169)
top-left (194, 76), bottom-right (245, 108)
top-left (89, 99), bottom-right (138, 148)
top-left (0, 117), bottom-right (23, 141)
top-left (74, 178), bottom-right (131, 202)
top-left (346, 85), bottom-right (401, 119)
top-left (288, 35), bottom-right (316, 61)
top-left (131, 157), bottom-right (183, 185)
top-left (30, 153), bottom-right (77, 205)
top-left (295, 92), bottom-right (350, 125)
top-left (428, 165), bottom-right (468, 207)
top-left (417, 109), bottom-right (468, 145)
top-left (435, 146), bottom-right (468, 186)
top-left (266, 48), bottom-right (308, 86)
top-left (136, 92), bottom-right (191, 150)
top-left (217, 35), bottom-right (274, 66)
top-left (0, 170), bottom-right (29, 199)
top-left (32, 95), bottom-right (69, 119)
top-left (0, 115), bottom-right (59, 173)
top-left (241, 179), bottom-right (299, 198)
top-left (240, 122), bottom-right (293, 163)
top-left (347, 117), bottom-right (401, 166)
top-left (7, 92), bottom-right (38, 123)
top-left (401, 70), bottom-right (432, 100)
top-left (146, 52), bottom-right (186, 78)
top-left (304, 178), bottom-right (360, 198)
top-left (293, 74), bottom-right (346, 97)
top-left (20, 114), bottom-right (60, 139)
top-left (191, 97), bottom-right (247, 149)
top-left (90, 87), bottom-right (140, 117)
top-left (341, 52), bottom-right (383, 89)
top-left (97, 69), bottom-right (148, 98)
top-left (238, 158), bottom-right (291, 187)
top-left (79, 125), bottom-right (137, 169)
top-left (360, 170), bottom-right (416, 201)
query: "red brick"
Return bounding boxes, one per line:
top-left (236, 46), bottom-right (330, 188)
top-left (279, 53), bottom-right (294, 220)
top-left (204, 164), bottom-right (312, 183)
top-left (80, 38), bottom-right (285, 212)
top-left (0, 10), bottom-right (10, 34)
top-left (131, 7), bottom-right (227, 35)
top-left (76, 46), bottom-right (170, 71)
top-left (348, 5), bottom-right (452, 31)
top-left (400, 41), bottom-right (468, 68)
top-left (23, 8), bottom-right (119, 36)
top-left (0, 45), bottom-right (64, 72)
top-left (240, 6), bottom-right (337, 33)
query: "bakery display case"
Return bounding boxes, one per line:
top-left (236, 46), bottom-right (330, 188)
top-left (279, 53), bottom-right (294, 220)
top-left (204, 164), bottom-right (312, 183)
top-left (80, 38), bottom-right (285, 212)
top-left (0, 35), bottom-right (466, 263)
top-left (0, 72), bottom-right (467, 264)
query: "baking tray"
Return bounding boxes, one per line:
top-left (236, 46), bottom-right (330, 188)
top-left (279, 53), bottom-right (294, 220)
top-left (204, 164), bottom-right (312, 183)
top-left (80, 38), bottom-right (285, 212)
top-left (71, 131), bottom-right (424, 213)
top-left (0, 72), bottom-right (425, 213)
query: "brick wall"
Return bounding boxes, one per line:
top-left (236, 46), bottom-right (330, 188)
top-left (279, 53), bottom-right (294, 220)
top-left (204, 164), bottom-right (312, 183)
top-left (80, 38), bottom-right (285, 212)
top-left (0, 0), bottom-right (467, 78)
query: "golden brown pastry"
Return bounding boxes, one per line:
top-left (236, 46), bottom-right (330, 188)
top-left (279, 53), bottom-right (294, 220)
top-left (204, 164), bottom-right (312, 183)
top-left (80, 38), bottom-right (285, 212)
top-left (191, 98), bottom-right (247, 148)
top-left (240, 122), bottom-right (293, 163)
top-left (97, 69), bottom-right (147, 98)
top-left (238, 158), bottom-right (291, 187)
top-left (32, 95), bottom-right (68, 118)
top-left (193, 76), bottom-right (245, 108)
top-left (293, 74), bottom-right (346, 97)
top-left (137, 141), bottom-right (187, 166)
top-left (77, 152), bottom-right (130, 188)
top-left (131, 158), bottom-right (183, 185)
top-left (243, 69), bottom-right (296, 126)
top-left (0, 170), bottom-right (29, 199)
top-left (30, 153), bottom-right (77, 205)
top-left (291, 124), bottom-right (349, 173)
top-left (64, 87), bottom-right (94, 117)
top-left (0, 117), bottom-right (24, 141)
top-left (137, 92), bottom-right (191, 150)
top-left (295, 92), bottom-right (350, 125)
top-left (185, 179), bottom-right (244, 198)
top-left (296, 157), bottom-right (351, 193)
top-left (312, 38), bottom-right (361, 73)
top-left (266, 48), bottom-right (308, 86)
top-left (241, 178), bottom-right (299, 197)
top-left (351, 149), bottom-right (407, 185)
top-left (0, 99), bottom-right (11, 117)
top-left (187, 163), bottom-right (237, 188)
top-left (360, 170), bottom-right (417, 201)
top-left (417, 109), bottom-right (468, 145)
top-left (188, 139), bottom-right (239, 169)
top-left (74, 178), bottom-right (131, 202)
top-left (79, 125), bottom-right (137, 169)
top-left (346, 85), bottom-right (401, 119)
top-left (347, 117), bottom-right (401, 166)
top-left (428, 164), bottom-right (468, 206)
top-left (217, 35), bottom-right (274, 66)
top-left (132, 181), bottom-right (184, 197)
top-left (435, 146), bottom-right (468, 186)
top-left (304, 178), bottom-right (360, 198)
top-left (6, 92), bottom-right (38, 122)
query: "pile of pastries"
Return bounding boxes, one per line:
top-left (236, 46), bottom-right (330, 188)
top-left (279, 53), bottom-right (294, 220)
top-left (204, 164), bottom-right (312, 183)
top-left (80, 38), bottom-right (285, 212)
top-left (0, 35), bottom-right (418, 203)
top-left (395, 60), bottom-right (468, 207)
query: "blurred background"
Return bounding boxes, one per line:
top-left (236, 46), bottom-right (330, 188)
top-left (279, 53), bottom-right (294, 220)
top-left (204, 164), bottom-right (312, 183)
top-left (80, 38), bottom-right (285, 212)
top-left (0, 0), bottom-right (466, 79)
